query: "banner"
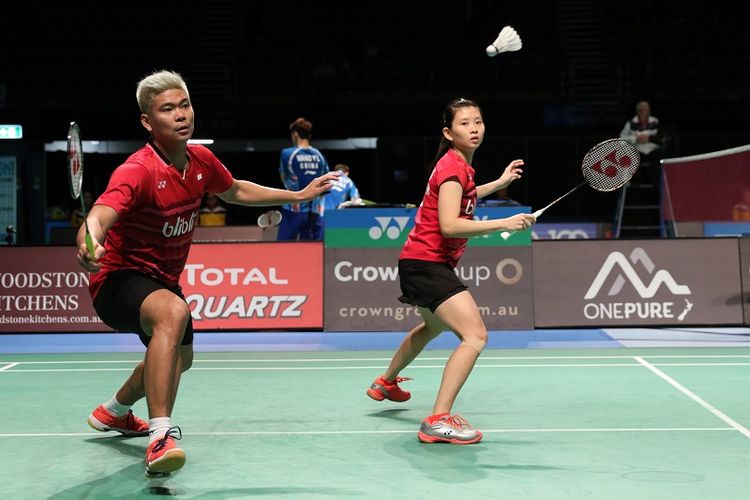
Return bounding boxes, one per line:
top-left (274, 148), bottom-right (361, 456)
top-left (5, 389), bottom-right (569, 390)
top-left (662, 145), bottom-right (750, 222)
top-left (324, 247), bottom-right (533, 331)
top-left (0, 247), bottom-right (108, 332)
top-left (533, 239), bottom-right (742, 327)
top-left (183, 242), bottom-right (323, 330)
top-left (324, 207), bottom-right (532, 248)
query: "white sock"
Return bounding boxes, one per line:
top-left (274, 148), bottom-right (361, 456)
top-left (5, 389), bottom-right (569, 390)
top-left (103, 396), bottom-right (131, 417)
top-left (149, 417), bottom-right (173, 444)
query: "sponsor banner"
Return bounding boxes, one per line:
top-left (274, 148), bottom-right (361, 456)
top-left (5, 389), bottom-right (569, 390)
top-left (183, 242), bottom-right (323, 330)
top-left (532, 223), bottom-right (600, 240)
top-left (324, 207), bottom-right (532, 248)
top-left (739, 239), bottom-right (750, 325)
top-left (324, 247), bottom-right (533, 331)
top-left (533, 239), bottom-right (743, 327)
top-left (0, 247), bottom-right (109, 332)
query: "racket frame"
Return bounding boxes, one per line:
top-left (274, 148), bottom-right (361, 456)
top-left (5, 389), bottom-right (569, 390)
top-left (67, 122), bottom-right (95, 258)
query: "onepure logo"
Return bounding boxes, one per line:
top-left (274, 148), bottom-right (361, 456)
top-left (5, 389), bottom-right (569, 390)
top-left (583, 248), bottom-right (693, 321)
top-left (369, 217), bottom-right (410, 240)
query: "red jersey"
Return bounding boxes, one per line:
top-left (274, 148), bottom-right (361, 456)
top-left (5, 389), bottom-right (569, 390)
top-left (89, 143), bottom-right (234, 298)
top-left (399, 149), bottom-right (477, 267)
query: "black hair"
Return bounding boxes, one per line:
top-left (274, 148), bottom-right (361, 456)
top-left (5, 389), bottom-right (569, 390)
top-left (429, 98), bottom-right (482, 170)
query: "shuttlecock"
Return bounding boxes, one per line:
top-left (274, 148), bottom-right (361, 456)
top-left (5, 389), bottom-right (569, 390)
top-left (486, 26), bottom-right (522, 57)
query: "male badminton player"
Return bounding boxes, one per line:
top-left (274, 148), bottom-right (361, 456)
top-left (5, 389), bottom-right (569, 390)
top-left (366, 98), bottom-right (536, 443)
top-left (76, 70), bottom-right (338, 476)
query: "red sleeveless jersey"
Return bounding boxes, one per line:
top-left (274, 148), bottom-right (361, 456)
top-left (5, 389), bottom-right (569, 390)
top-left (89, 143), bottom-right (234, 298)
top-left (399, 149), bottom-right (477, 267)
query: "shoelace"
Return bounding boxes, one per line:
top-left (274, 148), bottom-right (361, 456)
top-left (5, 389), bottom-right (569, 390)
top-left (392, 376), bottom-right (412, 384)
top-left (151, 426), bottom-right (183, 454)
top-left (441, 414), bottom-right (471, 430)
top-left (124, 410), bottom-right (139, 428)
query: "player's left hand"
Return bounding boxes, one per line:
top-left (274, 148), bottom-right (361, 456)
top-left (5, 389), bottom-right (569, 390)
top-left (300, 171), bottom-right (342, 199)
top-left (499, 159), bottom-right (524, 186)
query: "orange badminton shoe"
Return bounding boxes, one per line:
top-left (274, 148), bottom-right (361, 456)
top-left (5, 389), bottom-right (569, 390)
top-left (87, 405), bottom-right (149, 436)
top-left (367, 375), bottom-right (412, 402)
top-left (146, 427), bottom-right (186, 475)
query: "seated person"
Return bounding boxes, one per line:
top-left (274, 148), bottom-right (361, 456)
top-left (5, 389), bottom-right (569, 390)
top-left (199, 193), bottom-right (227, 226)
top-left (323, 164), bottom-right (363, 212)
top-left (620, 101), bottom-right (662, 185)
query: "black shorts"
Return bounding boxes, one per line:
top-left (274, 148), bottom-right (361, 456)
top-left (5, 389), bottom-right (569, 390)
top-left (397, 259), bottom-right (468, 313)
top-left (93, 270), bottom-right (194, 347)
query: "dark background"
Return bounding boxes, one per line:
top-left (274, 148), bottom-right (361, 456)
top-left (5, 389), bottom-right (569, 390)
top-left (1, 1), bottom-right (748, 239)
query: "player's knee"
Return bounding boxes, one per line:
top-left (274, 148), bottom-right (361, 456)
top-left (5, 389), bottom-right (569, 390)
top-left (462, 330), bottom-right (487, 353)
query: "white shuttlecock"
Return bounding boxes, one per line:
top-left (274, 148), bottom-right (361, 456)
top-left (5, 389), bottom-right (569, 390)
top-left (486, 26), bottom-right (522, 57)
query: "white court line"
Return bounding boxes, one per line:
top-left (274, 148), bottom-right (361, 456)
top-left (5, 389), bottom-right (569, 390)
top-left (4, 354), bottom-right (750, 365)
top-left (0, 363), bottom-right (18, 372)
top-left (7, 362), bottom-right (750, 373)
top-left (634, 356), bottom-right (750, 440)
top-left (0, 427), bottom-right (734, 438)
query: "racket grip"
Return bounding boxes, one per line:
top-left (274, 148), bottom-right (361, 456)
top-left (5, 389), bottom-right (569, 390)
top-left (500, 209), bottom-right (543, 240)
top-left (85, 232), bottom-right (96, 261)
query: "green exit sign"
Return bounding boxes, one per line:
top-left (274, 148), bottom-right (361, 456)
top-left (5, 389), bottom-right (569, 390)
top-left (0, 125), bottom-right (22, 139)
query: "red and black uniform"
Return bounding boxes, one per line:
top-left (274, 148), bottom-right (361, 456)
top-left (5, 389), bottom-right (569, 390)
top-left (90, 142), bottom-right (233, 345)
top-left (398, 149), bottom-right (477, 311)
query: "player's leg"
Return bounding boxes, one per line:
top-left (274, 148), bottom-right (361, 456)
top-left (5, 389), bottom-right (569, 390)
top-left (139, 289), bottom-right (191, 475)
top-left (367, 309), bottom-right (446, 402)
top-left (87, 272), bottom-right (161, 437)
top-left (418, 290), bottom-right (486, 445)
top-left (431, 291), bottom-right (486, 414)
top-left (277, 209), bottom-right (303, 240)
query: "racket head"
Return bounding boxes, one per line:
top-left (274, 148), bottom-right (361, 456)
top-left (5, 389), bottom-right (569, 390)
top-left (257, 210), bottom-right (282, 228)
top-left (581, 138), bottom-right (640, 192)
top-left (67, 121), bottom-right (84, 200)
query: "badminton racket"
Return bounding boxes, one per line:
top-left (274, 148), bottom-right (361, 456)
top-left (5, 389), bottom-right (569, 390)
top-left (257, 209), bottom-right (283, 229)
top-left (67, 122), bottom-right (96, 258)
top-left (500, 138), bottom-right (640, 239)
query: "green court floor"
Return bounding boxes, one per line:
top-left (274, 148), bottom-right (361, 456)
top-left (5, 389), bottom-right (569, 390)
top-left (2, 348), bottom-right (750, 499)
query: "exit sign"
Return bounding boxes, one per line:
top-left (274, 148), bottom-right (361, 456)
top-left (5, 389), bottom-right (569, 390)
top-left (0, 125), bottom-right (22, 140)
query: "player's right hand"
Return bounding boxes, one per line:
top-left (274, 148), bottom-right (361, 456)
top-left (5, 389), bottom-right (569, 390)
top-left (76, 241), bottom-right (105, 272)
top-left (504, 213), bottom-right (536, 231)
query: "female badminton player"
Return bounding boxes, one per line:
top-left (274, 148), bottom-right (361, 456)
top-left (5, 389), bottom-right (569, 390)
top-left (366, 98), bottom-right (536, 444)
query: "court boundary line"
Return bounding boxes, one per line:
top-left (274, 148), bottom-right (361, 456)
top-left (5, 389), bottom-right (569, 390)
top-left (634, 356), bottom-right (750, 439)
top-left (2, 363), bottom-right (750, 372)
top-left (4, 362), bottom-right (750, 373)
top-left (0, 427), bottom-right (735, 439)
top-left (4, 353), bottom-right (750, 365)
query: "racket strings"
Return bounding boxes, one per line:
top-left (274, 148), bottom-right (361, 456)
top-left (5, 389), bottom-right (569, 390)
top-left (581, 140), bottom-right (640, 192)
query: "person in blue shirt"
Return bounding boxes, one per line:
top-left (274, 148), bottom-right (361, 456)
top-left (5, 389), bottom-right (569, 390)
top-left (277, 117), bottom-right (330, 240)
top-left (323, 164), bottom-right (362, 212)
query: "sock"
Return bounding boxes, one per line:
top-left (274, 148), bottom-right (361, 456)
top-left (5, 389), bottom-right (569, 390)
top-left (149, 417), bottom-right (173, 444)
top-left (103, 395), bottom-right (131, 417)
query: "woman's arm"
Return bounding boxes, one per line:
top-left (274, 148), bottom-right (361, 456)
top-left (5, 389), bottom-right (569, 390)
top-left (438, 181), bottom-right (535, 238)
top-left (476, 159), bottom-right (524, 199)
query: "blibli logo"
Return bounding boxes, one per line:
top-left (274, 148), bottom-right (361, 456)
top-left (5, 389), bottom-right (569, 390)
top-left (163, 212), bottom-right (198, 238)
top-left (369, 217), bottom-right (410, 240)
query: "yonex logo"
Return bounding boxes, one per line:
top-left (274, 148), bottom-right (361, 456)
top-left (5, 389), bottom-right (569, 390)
top-left (369, 217), bottom-right (410, 240)
top-left (584, 248), bottom-right (691, 299)
top-left (591, 150), bottom-right (632, 178)
top-left (158, 180), bottom-right (167, 189)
